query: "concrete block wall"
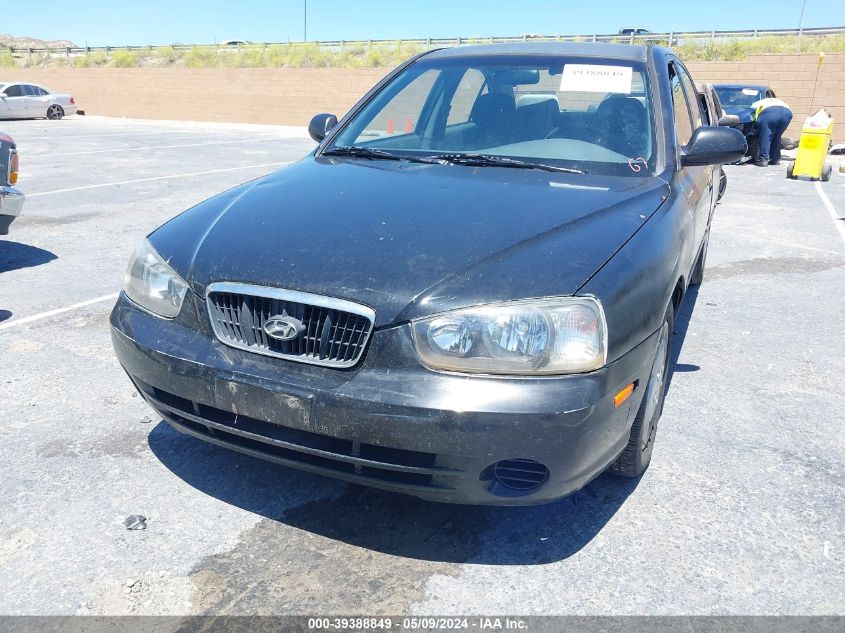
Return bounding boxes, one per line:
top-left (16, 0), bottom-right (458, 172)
top-left (16, 53), bottom-right (845, 142)
top-left (16, 67), bottom-right (388, 126)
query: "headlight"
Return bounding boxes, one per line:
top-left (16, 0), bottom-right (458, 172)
top-left (411, 297), bottom-right (607, 375)
top-left (123, 239), bottom-right (189, 318)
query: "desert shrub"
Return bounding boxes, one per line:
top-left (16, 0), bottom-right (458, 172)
top-left (232, 46), bottom-right (266, 68)
top-left (183, 46), bottom-right (222, 68)
top-left (72, 51), bottom-right (109, 68)
top-left (0, 50), bottom-right (17, 68)
top-left (675, 33), bottom-right (845, 61)
top-left (154, 46), bottom-right (181, 65)
top-left (109, 50), bottom-right (139, 67)
top-left (19, 52), bottom-right (50, 68)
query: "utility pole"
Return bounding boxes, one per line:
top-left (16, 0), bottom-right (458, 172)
top-left (797, 0), bottom-right (807, 50)
top-left (304, 0), bottom-right (308, 42)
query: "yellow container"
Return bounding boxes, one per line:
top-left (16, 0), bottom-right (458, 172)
top-left (788, 119), bottom-right (834, 181)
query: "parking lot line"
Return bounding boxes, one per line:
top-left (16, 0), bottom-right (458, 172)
top-left (10, 130), bottom-right (199, 141)
top-left (815, 181), bottom-right (845, 245)
top-left (28, 137), bottom-right (291, 158)
top-left (0, 293), bottom-right (119, 333)
top-left (768, 238), bottom-right (845, 256)
top-left (27, 161), bottom-right (290, 197)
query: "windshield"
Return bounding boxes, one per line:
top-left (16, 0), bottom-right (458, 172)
top-left (715, 86), bottom-right (763, 108)
top-left (328, 55), bottom-right (655, 177)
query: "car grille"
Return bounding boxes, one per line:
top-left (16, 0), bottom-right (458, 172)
top-left (206, 283), bottom-right (375, 368)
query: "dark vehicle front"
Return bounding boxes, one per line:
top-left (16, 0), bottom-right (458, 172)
top-left (714, 84), bottom-right (766, 121)
top-left (0, 132), bottom-right (23, 235)
top-left (111, 44), bottom-right (743, 504)
top-left (713, 84), bottom-right (771, 158)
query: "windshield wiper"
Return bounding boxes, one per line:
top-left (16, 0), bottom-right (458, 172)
top-left (322, 146), bottom-right (437, 165)
top-left (426, 153), bottom-right (587, 174)
top-left (323, 147), bottom-right (587, 174)
top-left (321, 146), bottom-right (404, 161)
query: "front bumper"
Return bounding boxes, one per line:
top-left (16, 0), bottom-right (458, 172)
top-left (111, 293), bottom-right (659, 505)
top-left (0, 185), bottom-right (24, 235)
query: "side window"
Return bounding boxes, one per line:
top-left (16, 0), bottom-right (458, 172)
top-left (697, 93), bottom-right (711, 125)
top-left (3, 85), bottom-right (23, 97)
top-left (669, 65), bottom-right (694, 147)
top-left (23, 85), bottom-right (38, 96)
top-left (447, 69), bottom-right (486, 126)
top-left (338, 69), bottom-right (440, 144)
top-left (676, 65), bottom-right (702, 131)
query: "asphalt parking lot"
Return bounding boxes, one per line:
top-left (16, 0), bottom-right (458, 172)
top-left (0, 115), bottom-right (843, 616)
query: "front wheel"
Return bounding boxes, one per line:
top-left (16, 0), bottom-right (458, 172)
top-left (821, 165), bottom-right (832, 182)
top-left (717, 168), bottom-right (727, 201)
top-left (610, 304), bottom-right (673, 478)
top-left (46, 104), bottom-right (64, 120)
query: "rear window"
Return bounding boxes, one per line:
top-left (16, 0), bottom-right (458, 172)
top-left (715, 86), bottom-right (763, 107)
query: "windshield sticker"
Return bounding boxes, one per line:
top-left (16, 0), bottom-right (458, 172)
top-left (627, 157), bottom-right (648, 173)
top-left (560, 65), bottom-right (633, 94)
top-left (742, 88), bottom-right (759, 96)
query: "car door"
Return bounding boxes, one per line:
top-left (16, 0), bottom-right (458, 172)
top-left (669, 59), bottom-right (713, 256)
top-left (0, 84), bottom-right (28, 118)
top-left (24, 85), bottom-right (51, 118)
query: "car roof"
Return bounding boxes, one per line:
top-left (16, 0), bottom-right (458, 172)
top-left (423, 42), bottom-right (653, 63)
top-left (713, 83), bottom-right (768, 90)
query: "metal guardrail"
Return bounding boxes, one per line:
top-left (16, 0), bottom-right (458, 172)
top-left (4, 26), bottom-right (845, 58)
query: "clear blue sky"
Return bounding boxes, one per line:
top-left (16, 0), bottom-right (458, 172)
top-left (7, 0), bottom-right (844, 46)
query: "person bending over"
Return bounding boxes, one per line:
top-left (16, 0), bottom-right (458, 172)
top-left (751, 97), bottom-right (793, 166)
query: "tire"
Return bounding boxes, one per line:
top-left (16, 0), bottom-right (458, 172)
top-left (717, 167), bottom-right (727, 201)
top-left (46, 104), bottom-right (64, 120)
top-left (689, 232), bottom-right (709, 286)
top-left (786, 161), bottom-right (795, 179)
top-left (821, 164), bottom-right (832, 182)
top-left (610, 304), bottom-right (673, 478)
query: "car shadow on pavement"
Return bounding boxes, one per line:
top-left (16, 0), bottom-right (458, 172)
top-left (150, 422), bottom-right (640, 565)
top-left (665, 284), bottom-right (700, 394)
top-left (0, 241), bottom-right (57, 273)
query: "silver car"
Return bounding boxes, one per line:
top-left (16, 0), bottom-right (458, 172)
top-left (0, 82), bottom-right (78, 120)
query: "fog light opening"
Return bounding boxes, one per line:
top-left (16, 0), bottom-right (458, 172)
top-left (492, 458), bottom-right (550, 492)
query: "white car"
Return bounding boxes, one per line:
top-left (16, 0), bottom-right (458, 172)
top-left (0, 82), bottom-right (78, 120)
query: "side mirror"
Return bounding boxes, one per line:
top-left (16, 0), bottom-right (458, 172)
top-left (308, 113), bottom-right (338, 143)
top-left (681, 126), bottom-right (747, 167)
top-left (717, 114), bottom-right (741, 127)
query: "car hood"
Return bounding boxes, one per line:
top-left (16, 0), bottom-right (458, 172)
top-left (722, 105), bottom-right (755, 124)
top-left (151, 157), bottom-right (670, 327)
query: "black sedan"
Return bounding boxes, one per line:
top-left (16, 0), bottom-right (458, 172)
top-left (713, 83), bottom-right (781, 160)
top-left (111, 43), bottom-right (745, 505)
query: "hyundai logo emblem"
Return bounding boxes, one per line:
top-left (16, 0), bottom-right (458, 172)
top-left (263, 315), bottom-right (305, 341)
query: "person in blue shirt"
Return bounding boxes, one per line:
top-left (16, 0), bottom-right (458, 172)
top-left (752, 97), bottom-right (793, 166)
